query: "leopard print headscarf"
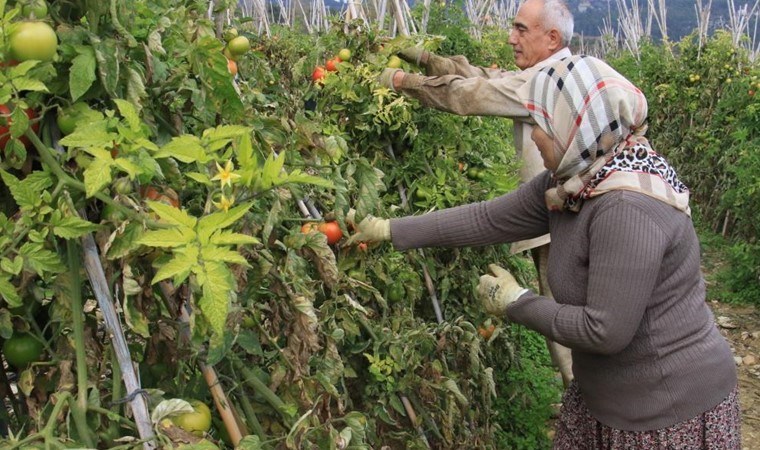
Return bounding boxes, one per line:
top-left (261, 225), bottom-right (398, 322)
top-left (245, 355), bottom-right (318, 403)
top-left (517, 55), bottom-right (690, 214)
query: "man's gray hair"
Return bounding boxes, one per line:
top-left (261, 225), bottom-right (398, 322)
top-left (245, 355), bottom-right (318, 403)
top-left (542, 0), bottom-right (574, 47)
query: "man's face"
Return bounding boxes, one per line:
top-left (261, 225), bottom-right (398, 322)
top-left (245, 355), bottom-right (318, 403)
top-left (509, 0), bottom-right (556, 70)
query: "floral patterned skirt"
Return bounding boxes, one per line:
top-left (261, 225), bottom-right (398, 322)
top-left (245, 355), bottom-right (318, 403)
top-left (553, 381), bottom-right (741, 450)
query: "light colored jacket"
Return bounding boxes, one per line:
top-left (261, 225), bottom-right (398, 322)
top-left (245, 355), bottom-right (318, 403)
top-left (395, 48), bottom-right (572, 252)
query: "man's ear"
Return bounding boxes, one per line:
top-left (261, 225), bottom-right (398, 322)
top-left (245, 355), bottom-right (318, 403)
top-left (548, 29), bottom-right (563, 51)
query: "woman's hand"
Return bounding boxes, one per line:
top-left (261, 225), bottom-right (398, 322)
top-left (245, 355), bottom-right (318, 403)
top-left (477, 264), bottom-right (529, 316)
top-left (344, 209), bottom-right (390, 246)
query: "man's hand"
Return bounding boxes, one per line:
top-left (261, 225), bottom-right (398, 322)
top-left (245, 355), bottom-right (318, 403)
top-left (345, 209), bottom-right (391, 246)
top-left (377, 68), bottom-right (402, 90)
top-left (477, 264), bottom-right (529, 316)
top-left (398, 47), bottom-right (427, 66)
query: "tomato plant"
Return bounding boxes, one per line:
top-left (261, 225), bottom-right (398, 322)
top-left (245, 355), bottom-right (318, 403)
top-left (2, 332), bottom-right (44, 368)
top-left (8, 21), bottom-right (58, 62)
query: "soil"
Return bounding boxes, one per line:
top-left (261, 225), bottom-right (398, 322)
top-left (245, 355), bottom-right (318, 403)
top-left (710, 300), bottom-right (760, 450)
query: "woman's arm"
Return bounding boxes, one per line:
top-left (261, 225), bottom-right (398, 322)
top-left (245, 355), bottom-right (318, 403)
top-left (390, 172), bottom-right (551, 250)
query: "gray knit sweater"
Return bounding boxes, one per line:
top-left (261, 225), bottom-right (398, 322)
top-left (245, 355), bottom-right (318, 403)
top-left (391, 171), bottom-right (737, 431)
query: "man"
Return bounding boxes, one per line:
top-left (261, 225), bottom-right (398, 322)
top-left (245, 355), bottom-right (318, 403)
top-left (377, 0), bottom-right (575, 387)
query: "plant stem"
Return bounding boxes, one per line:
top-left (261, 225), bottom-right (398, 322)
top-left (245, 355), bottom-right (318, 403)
top-left (233, 357), bottom-right (293, 426)
top-left (237, 391), bottom-right (269, 446)
top-left (66, 240), bottom-right (96, 447)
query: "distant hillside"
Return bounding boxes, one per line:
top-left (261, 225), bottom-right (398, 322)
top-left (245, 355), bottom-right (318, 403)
top-left (565, 0), bottom-right (739, 41)
top-left (316, 0), bottom-right (747, 41)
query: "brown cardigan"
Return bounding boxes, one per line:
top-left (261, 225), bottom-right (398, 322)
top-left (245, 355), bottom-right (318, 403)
top-left (390, 171), bottom-right (737, 431)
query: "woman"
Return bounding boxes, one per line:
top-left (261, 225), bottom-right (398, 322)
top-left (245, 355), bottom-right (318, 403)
top-left (348, 55), bottom-right (740, 448)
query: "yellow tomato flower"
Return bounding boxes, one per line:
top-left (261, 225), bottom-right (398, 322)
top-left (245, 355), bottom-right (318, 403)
top-left (213, 194), bottom-right (235, 212)
top-left (211, 160), bottom-right (241, 189)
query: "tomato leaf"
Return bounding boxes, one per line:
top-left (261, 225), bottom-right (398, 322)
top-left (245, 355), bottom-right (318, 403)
top-left (59, 127), bottom-right (118, 148)
top-left (0, 276), bottom-right (21, 308)
top-left (154, 135), bottom-right (208, 163)
top-left (197, 202), bottom-right (251, 243)
top-left (69, 47), bottom-right (97, 101)
top-left (113, 99), bottom-right (141, 133)
top-left (0, 169), bottom-right (52, 211)
top-left (51, 215), bottom-right (101, 239)
top-left (209, 231), bottom-right (259, 246)
top-left (83, 158), bottom-right (112, 198)
top-left (151, 246), bottom-right (198, 284)
top-left (144, 201), bottom-right (196, 228)
top-left (126, 67), bottom-right (147, 111)
top-left (137, 228), bottom-right (194, 248)
top-left (19, 242), bottom-right (65, 275)
top-left (151, 399), bottom-right (194, 425)
top-left (196, 260), bottom-right (233, 336)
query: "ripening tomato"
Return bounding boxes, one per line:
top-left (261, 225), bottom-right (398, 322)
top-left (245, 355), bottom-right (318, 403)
top-left (227, 58), bottom-right (238, 76)
top-left (337, 48), bottom-right (351, 61)
top-left (478, 324), bottom-right (496, 340)
top-left (140, 185), bottom-right (180, 208)
top-left (317, 221), bottom-right (343, 245)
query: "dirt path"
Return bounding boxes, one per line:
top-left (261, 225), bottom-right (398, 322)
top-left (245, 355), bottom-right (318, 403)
top-left (710, 301), bottom-right (760, 450)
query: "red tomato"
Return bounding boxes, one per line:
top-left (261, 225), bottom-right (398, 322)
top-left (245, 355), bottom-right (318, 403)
top-left (227, 58), bottom-right (238, 76)
top-left (325, 57), bottom-right (341, 72)
top-left (0, 104), bottom-right (39, 150)
top-left (312, 66), bottom-right (326, 83)
top-left (317, 221), bottom-right (343, 245)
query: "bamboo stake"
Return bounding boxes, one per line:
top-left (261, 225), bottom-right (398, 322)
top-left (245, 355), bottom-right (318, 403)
top-left (81, 234), bottom-right (156, 450)
top-left (157, 282), bottom-right (246, 446)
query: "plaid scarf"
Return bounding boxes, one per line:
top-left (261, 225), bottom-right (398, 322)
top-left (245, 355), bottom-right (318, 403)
top-left (517, 55), bottom-right (690, 214)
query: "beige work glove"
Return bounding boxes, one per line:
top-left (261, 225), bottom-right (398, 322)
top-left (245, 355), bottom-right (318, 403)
top-left (345, 209), bottom-right (391, 246)
top-left (377, 68), bottom-right (402, 90)
top-left (477, 264), bottom-right (529, 316)
top-left (398, 47), bottom-right (427, 66)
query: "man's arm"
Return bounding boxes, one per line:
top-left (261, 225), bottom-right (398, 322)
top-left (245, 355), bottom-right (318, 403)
top-left (392, 70), bottom-right (533, 117)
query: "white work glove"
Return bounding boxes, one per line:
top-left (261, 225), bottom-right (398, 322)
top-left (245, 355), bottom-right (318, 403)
top-left (344, 209), bottom-right (391, 246)
top-left (377, 68), bottom-right (402, 90)
top-left (397, 47), bottom-right (427, 66)
top-left (477, 264), bottom-right (529, 316)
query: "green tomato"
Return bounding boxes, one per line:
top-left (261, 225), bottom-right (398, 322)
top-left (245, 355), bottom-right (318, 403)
top-left (227, 36), bottom-right (250, 55)
top-left (2, 332), bottom-right (44, 368)
top-left (223, 28), bottom-right (238, 43)
top-left (172, 400), bottom-right (212, 436)
top-left (9, 21), bottom-right (58, 62)
top-left (387, 283), bottom-right (406, 302)
top-left (56, 102), bottom-right (103, 135)
top-left (21, 0), bottom-right (48, 19)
